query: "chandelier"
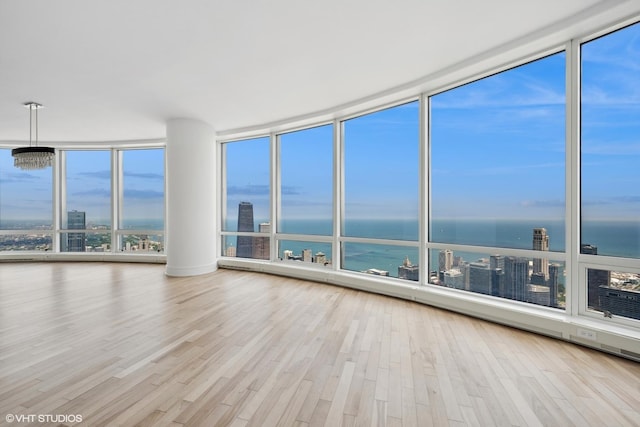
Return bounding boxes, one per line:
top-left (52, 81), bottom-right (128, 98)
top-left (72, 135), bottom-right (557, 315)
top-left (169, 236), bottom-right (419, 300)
top-left (12, 102), bottom-right (55, 170)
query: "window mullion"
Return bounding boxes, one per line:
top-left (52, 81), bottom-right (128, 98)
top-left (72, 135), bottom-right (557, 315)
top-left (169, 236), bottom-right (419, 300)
top-left (567, 38), bottom-right (581, 317)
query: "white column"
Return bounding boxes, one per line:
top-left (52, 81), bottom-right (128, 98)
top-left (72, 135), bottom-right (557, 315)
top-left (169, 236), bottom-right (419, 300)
top-left (165, 118), bottom-right (217, 276)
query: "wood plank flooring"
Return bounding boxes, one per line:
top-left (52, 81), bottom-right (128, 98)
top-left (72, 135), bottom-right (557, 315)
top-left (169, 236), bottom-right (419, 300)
top-left (0, 262), bottom-right (639, 426)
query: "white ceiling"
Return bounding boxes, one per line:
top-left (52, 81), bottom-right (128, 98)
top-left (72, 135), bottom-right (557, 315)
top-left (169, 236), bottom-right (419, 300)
top-left (0, 0), bottom-right (638, 143)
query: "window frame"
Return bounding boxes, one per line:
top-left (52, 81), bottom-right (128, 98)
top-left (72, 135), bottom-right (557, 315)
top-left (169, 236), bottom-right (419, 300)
top-left (0, 144), bottom-right (165, 256)
top-left (576, 19), bottom-right (640, 322)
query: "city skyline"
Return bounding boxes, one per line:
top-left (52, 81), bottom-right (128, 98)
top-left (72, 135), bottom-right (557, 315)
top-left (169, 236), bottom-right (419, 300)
top-left (431, 228), bottom-right (563, 308)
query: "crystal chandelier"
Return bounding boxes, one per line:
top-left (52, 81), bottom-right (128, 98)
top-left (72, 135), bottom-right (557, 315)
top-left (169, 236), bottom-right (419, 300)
top-left (12, 102), bottom-right (55, 170)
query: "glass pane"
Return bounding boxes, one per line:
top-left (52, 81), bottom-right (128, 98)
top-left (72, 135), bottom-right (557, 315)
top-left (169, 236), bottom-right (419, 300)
top-left (430, 53), bottom-right (565, 251)
top-left (342, 242), bottom-right (419, 281)
top-left (64, 150), bottom-right (111, 230)
top-left (279, 124), bottom-right (333, 235)
top-left (429, 249), bottom-right (565, 309)
top-left (0, 148), bottom-right (53, 231)
top-left (222, 234), bottom-right (270, 260)
top-left (224, 137), bottom-right (270, 232)
top-left (0, 233), bottom-right (52, 251)
top-left (343, 102), bottom-right (419, 240)
top-left (120, 234), bottom-right (164, 253)
top-left (121, 149), bottom-right (164, 231)
top-left (581, 22), bottom-right (640, 258)
top-left (587, 268), bottom-right (640, 320)
top-left (278, 240), bottom-right (332, 267)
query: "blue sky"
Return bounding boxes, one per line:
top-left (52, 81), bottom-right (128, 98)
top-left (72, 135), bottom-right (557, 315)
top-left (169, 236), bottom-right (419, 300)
top-left (224, 103), bottom-right (420, 230)
top-left (581, 22), bottom-right (640, 221)
top-left (0, 148), bottom-right (164, 227)
top-left (66, 149), bottom-right (164, 226)
top-left (430, 52), bottom-right (566, 221)
top-left (225, 21), bottom-right (639, 228)
top-left (0, 150), bottom-right (52, 222)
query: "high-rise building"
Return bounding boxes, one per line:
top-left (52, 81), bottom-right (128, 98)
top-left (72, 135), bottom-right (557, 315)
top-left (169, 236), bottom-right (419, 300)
top-left (491, 268), bottom-right (504, 297)
top-left (490, 255), bottom-right (504, 270)
top-left (548, 263), bottom-right (561, 307)
top-left (598, 286), bottom-right (640, 320)
top-left (398, 256), bottom-right (419, 281)
top-left (252, 222), bottom-right (270, 260)
top-left (469, 261), bottom-right (491, 295)
top-left (528, 284), bottom-right (551, 306)
top-left (532, 228), bottom-right (549, 280)
top-left (67, 210), bottom-right (86, 252)
top-left (503, 256), bottom-right (529, 301)
top-left (236, 202), bottom-right (254, 258)
top-left (315, 252), bottom-right (327, 265)
top-left (460, 262), bottom-right (471, 291)
top-left (302, 248), bottom-right (312, 262)
top-left (530, 272), bottom-right (547, 285)
top-left (444, 269), bottom-right (464, 289)
top-left (439, 249), bottom-right (453, 272)
top-left (581, 244), bottom-right (611, 310)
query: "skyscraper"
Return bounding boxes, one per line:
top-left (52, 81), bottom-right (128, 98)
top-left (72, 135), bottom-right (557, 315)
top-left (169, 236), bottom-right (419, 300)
top-left (532, 228), bottom-right (549, 280)
top-left (252, 222), bottom-right (270, 260)
top-left (398, 256), bottom-right (419, 281)
top-left (443, 269), bottom-right (464, 289)
top-left (491, 268), bottom-right (504, 297)
top-left (503, 256), bottom-right (529, 301)
top-left (439, 249), bottom-right (453, 272)
top-left (548, 263), bottom-right (560, 308)
top-left (67, 210), bottom-right (86, 252)
top-left (490, 255), bottom-right (504, 270)
top-left (236, 202), bottom-right (254, 258)
top-left (581, 244), bottom-right (611, 310)
top-left (598, 287), bottom-right (640, 320)
top-left (469, 261), bottom-right (491, 295)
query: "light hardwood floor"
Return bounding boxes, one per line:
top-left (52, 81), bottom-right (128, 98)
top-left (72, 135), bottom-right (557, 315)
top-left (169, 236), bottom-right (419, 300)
top-left (0, 262), bottom-right (639, 426)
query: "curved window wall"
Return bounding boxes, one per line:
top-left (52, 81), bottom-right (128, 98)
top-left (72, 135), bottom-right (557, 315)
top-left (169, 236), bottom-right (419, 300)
top-left (220, 18), bottom-right (640, 330)
top-left (0, 147), bottom-right (164, 254)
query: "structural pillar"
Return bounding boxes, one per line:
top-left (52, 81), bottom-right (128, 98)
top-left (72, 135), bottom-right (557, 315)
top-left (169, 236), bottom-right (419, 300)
top-left (165, 118), bottom-right (217, 276)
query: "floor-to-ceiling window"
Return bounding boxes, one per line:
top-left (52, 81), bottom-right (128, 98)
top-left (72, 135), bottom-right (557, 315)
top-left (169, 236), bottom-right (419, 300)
top-left (61, 150), bottom-right (112, 252)
top-left (0, 146), bottom-right (164, 255)
top-left (277, 124), bottom-right (334, 266)
top-left (119, 148), bottom-right (165, 253)
top-left (429, 52), bottom-right (566, 308)
top-left (342, 100), bottom-right (420, 280)
top-left (0, 149), bottom-right (53, 251)
top-left (213, 17), bottom-right (640, 339)
top-left (222, 136), bottom-right (271, 259)
top-left (581, 21), bottom-right (640, 321)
